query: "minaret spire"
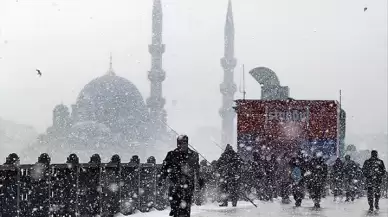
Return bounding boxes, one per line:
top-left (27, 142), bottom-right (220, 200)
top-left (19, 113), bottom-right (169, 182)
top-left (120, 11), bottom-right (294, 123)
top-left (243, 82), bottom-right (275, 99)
top-left (106, 52), bottom-right (115, 76)
top-left (147, 0), bottom-right (167, 137)
top-left (225, 0), bottom-right (234, 58)
top-left (220, 0), bottom-right (237, 147)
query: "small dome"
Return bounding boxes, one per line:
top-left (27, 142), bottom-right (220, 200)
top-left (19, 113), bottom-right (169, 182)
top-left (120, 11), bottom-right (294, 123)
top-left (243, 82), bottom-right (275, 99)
top-left (74, 74), bottom-right (150, 141)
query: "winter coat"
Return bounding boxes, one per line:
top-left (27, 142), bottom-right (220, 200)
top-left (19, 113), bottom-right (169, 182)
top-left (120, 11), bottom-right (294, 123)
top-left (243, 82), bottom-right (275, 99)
top-left (307, 157), bottom-right (328, 187)
top-left (362, 157), bottom-right (386, 187)
top-left (161, 148), bottom-right (200, 192)
top-left (252, 154), bottom-right (266, 180)
top-left (289, 157), bottom-right (307, 185)
top-left (199, 165), bottom-right (212, 187)
top-left (332, 159), bottom-right (344, 181)
top-left (278, 159), bottom-right (292, 184)
top-left (216, 146), bottom-right (243, 182)
top-left (266, 157), bottom-right (279, 180)
top-left (343, 160), bottom-right (359, 181)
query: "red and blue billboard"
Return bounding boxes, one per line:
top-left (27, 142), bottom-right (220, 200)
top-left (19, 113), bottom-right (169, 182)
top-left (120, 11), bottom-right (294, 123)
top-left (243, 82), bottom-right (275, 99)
top-left (235, 99), bottom-right (340, 160)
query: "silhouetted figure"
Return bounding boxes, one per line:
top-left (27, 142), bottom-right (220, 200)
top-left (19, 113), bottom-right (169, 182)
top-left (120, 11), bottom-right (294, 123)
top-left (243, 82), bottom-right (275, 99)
top-left (216, 144), bottom-right (243, 207)
top-left (354, 163), bottom-right (364, 198)
top-left (241, 158), bottom-right (256, 198)
top-left (252, 151), bottom-right (266, 200)
top-left (278, 153), bottom-right (292, 204)
top-left (290, 157), bottom-right (305, 207)
top-left (332, 158), bottom-right (344, 200)
top-left (160, 135), bottom-right (201, 217)
top-left (208, 160), bottom-right (219, 202)
top-left (307, 153), bottom-right (328, 208)
top-left (343, 155), bottom-right (358, 202)
top-left (362, 150), bottom-right (386, 212)
top-left (265, 154), bottom-right (279, 200)
top-left (195, 160), bottom-right (209, 205)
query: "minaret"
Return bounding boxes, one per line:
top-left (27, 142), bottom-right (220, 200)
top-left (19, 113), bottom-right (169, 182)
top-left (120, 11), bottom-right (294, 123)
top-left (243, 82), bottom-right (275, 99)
top-left (106, 52), bottom-right (115, 76)
top-left (147, 0), bottom-right (166, 136)
top-left (219, 0), bottom-right (237, 146)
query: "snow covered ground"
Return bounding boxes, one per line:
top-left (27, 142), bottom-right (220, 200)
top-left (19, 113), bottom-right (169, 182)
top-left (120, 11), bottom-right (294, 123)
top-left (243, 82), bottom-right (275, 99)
top-left (123, 197), bottom-right (387, 217)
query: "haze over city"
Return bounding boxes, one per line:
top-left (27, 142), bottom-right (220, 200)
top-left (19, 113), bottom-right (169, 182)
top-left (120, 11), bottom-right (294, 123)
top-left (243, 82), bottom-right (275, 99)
top-left (0, 0), bottom-right (387, 150)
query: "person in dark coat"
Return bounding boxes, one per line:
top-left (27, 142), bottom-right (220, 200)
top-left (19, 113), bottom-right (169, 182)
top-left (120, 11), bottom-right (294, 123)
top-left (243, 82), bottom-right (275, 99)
top-left (354, 163), bottom-right (364, 198)
top-left (290, 157), bottom-right (305, 207)
top-left (160, 135), bottom-right (201, 217)
top-left (362, 150), bottom-right (386, 212)
top-left (216, 144), bottom-right (243, 207)
top-left (264, 154), bottom-right (279, 200)
top-left (331, 158), bottom-right (344, 200)
top-left (252, 151), bottom-right (266, 200)
top-left (307, 153), bottom-right (328, 208)
top-left (208, 160), bottom-right (219, 203)
top-left (343, 155), bottom-right (359, 202)
top-left (195, 160), bottom-right (211, 205)
top-left (279, 153), bottom-right (292, 204)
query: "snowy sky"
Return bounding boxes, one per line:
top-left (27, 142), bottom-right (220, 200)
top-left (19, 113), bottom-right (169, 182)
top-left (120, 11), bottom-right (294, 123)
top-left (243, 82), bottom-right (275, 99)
top-left (0, 0), bottom-right (387, 143)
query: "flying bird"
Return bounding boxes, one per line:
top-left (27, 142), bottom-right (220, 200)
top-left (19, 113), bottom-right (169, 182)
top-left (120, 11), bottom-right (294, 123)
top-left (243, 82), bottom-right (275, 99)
top-left (36, 69), bottom-right (42, 77)
top-left (364, 7), bottom-right (368, 12)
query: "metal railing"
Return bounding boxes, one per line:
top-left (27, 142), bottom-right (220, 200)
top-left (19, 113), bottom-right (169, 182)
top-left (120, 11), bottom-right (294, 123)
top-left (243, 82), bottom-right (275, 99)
top-left (0, 163), bottom-right (169, 217)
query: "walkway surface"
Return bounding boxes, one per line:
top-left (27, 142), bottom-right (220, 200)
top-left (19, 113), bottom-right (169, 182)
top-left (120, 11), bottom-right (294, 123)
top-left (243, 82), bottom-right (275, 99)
top-left (123, 197), bottom-right (388, 217)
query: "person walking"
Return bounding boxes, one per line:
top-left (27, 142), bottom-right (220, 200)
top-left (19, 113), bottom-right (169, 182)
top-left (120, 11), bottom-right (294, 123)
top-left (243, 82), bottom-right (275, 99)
top-left (362, 150), bottom-right (386, 212)
top-left (160, 135), bottom-right (201, 217)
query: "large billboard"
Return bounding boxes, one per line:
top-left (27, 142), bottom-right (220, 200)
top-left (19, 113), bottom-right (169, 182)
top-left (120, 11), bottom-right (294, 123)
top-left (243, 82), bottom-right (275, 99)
top-left (235, 99), bottom-right (340, 160)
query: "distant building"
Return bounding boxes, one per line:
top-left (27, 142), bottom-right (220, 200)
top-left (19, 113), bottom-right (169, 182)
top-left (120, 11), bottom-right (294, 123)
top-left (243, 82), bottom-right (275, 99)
top-left (28, 0), bottom-right (173, 162)
top-left (24, 0), bottom-right (246, 161)
top-left (32, 57), bottom-right (172, 162)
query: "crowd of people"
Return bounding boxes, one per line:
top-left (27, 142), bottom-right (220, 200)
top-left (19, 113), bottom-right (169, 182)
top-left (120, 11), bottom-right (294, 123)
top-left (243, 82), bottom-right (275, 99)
top-left (159, 136), bottom-right (388, 216)
top-left (1, 135), bottom-right (387, 217)
top-left (158, 135), bottom-right (387, 216)
top-left (192, 143), bottom-right (387, 213)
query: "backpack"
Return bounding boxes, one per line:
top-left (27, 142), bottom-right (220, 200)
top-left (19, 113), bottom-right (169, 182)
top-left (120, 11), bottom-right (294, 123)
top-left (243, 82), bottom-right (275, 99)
top-left (292, 167), bottom-right (302, 183)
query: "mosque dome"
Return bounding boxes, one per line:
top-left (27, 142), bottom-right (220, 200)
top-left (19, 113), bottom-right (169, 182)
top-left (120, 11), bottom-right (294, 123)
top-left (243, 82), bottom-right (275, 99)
top-left (74, 74), bottom-right (150, 141)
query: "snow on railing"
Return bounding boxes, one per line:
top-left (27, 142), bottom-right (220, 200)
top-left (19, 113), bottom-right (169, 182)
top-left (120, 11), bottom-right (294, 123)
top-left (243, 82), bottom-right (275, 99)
top-left (0, 162), bottom-right (169, 216)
